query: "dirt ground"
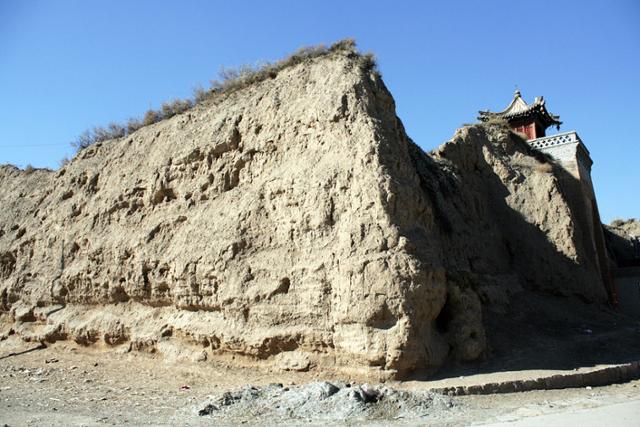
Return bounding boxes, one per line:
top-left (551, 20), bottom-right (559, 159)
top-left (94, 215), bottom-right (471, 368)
top-left (2, 293), bottom-right (640, 426)
top-left (1, 339), bottom-right (639, 426)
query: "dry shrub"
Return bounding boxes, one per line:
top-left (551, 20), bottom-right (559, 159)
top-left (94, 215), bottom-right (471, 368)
top-left (193, 85), bottom-right (209, 104)
top-left (161, 102), bottom-right (175, 120)
top-left (330, 38), bottom-right (355, 51)
top-left (126, 117), bottom-right (143, 134)
top-left (360, 52), bottom-right (378, 73)
top-left (72, 130), bottom-right (94, 150)
top-left (92, 127), bottom-right (109, 142)
top-left (107, 122), bottom-right (126, 139)
top-left (170, 99), bottom-right (192, 115)
top-left (142, 109), bottom-right (161, 126)
top-left (162, 99), bottom-right (193, 119)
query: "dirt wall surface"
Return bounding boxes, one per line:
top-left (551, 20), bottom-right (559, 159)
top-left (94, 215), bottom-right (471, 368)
top-left (605, 219), bottom-right (640, 266)
top-left (0, 46), bottom-right (607, 379)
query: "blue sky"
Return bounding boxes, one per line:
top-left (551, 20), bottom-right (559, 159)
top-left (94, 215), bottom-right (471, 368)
top-left (1, 1), bottom-right (638, 222)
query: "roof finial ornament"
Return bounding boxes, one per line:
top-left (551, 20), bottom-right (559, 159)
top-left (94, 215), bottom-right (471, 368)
top-left (514, 85), bottom-right (521, 98)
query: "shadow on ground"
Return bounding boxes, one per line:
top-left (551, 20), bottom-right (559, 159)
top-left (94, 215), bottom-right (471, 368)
top-left (421, 291), bottom-right (640, 381)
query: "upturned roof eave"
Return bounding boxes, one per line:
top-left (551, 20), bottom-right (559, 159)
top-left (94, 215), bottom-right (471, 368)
top-left (478, 90), bottom-right (562, 127)
top-left (478, 99), bottom-right (562, 127)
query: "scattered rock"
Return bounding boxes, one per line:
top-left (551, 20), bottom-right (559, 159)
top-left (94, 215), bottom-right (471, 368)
top-left (197, 382), bottom-right (450, 422)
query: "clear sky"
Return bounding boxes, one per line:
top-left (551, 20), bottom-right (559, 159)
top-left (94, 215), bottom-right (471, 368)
top-left (1, 1), bottom-right (638, 222)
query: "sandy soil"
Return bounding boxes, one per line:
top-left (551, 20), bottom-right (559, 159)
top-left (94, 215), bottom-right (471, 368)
top-left (1, 339), bottom-right (639, 426)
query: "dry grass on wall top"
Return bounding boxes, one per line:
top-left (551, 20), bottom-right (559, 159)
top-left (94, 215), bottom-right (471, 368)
top-left (70, 39), bottom-right (377, 153)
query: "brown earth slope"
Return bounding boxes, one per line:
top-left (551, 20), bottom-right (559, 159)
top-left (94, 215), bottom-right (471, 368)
top-left (0, 46), bottom-right (607, 379)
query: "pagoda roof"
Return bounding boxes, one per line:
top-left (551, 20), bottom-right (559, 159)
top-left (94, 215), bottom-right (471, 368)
top-left (478, 90), bottom-right (562, 130)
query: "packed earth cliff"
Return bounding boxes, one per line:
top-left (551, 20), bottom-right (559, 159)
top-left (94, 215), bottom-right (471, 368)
top-left (1, 41), bottom-right (639, 425)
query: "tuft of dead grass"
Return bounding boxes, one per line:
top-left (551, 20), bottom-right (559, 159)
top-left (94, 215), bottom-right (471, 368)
top-left (611, 218), bottom-right (625, 227)
top-left (58, 156), bottom-right (70, 168)
top-left (142, 110), bottom-right (161, 126)
top-left (534, 162), bottom-right (554, 173)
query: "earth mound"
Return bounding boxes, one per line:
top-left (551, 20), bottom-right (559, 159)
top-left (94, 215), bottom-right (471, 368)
top-left (0, 44), bottom-right (607, 379)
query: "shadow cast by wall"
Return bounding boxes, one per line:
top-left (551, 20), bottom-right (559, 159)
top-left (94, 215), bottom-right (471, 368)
top-left (401, 125), bottom-right (640, 380)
